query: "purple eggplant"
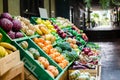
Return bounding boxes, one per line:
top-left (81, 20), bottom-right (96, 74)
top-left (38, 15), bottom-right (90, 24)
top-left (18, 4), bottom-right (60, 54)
top-left (82, 64), bottom-right (95, 69)
top-left (72, 65), bottom-right (87, 69)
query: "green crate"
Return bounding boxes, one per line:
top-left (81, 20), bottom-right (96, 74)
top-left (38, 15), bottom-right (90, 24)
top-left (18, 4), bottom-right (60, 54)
top-left (30, 17), bottom-right (37, 24)
top-left (20, 28), bottom-right (40, 39)
top-left (0, 27), bottom-right (28, 42)
top-left (28, 34), bottom-right (40, 38)
top-left (14, 38), bottom-right (63, 80)
top-left (30, 17), bottom-right (48, 24)
top-left (55, 60), bottom-right (74, 80)
top-left (30, 38), bottom-right (63, 70)
top-left (0, 27), bottom-right (11, 43)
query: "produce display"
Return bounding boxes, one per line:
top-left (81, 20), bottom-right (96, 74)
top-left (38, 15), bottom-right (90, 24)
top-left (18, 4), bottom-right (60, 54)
top-left (0, 12), bottom-right (101, 80)
top-left (53, 25), bottom-right (67, 39)
top-left (0, 13), bottom-right (24, 39)
top-left (69, 70), bottom-right (96, 80)
top-left (51, 17), bottom-right (73, 29)
top-left (34, 18), bottom-right (56, 35)
top-left (15, 16), bottom-right (36, 36)
top-left (0, 32), bottom-right (17, 58)
top-left (18, 40), bottom-right (60, 78)
top-left (33, 37), bottom-right (69, 69)
top-left (70, 47), bottom-right (100, 70)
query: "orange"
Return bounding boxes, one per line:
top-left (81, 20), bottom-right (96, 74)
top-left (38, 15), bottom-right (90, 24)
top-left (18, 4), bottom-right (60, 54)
top-left (33, 37), bottom-right (39, 43)
top-left (38, 38), bottom-right (45, 43)
top-left (53, 52), bottom-right (60, 57)
top-left (44, 40), bottom-right (51, 46)
top-left (37, 43), bottom-right (45, 48)
top-left (49, 54), bottom-right (56, 60)
top-left (49, 48), bottom-right (58, 54)
top-left (42, 47), bottom-right (49, 54)
top-left (54, 56), bottom-right (63, 63)
top-left (58, 63), bottom-right (65, 69)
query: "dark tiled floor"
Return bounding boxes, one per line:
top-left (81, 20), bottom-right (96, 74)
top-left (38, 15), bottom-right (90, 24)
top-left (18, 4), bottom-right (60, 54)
top-left (95, 39), bottom-right (120, 80)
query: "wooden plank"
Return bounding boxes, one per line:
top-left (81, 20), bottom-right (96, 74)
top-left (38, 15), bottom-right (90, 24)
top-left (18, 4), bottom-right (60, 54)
top-left (0, 61), bottom-right (24, 80)
top-left (69, 65), bottom-right (98, 75)
top-left (97, 65), bottom-right (101, 80)
top-left (59, 70), bottom-right (68, 80)
top-left (24, 68), bottom-right (37, 80)
top-left (68, 65), bottom-right (101, 80)
top-left (0, 50), bottom-right (20, 76)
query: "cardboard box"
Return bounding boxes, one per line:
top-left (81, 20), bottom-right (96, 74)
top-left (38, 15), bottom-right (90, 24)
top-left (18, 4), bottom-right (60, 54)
top-left (0, 61), bottom-right (24, 80)
top-left (0, 50), bottom-right (20, 76)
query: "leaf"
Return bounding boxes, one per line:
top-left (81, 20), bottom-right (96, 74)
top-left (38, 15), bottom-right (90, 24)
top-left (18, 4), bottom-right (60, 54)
top-left (99, 0), bottom-right (110, 9)
top-left (112, 0), bottom-right (120, 6)
top-left (84, 0), bottom-right (91, 8)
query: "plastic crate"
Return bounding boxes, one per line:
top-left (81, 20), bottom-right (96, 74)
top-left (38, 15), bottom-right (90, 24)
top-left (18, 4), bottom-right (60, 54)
top-left (0, 27), bottom-right (28, 42)
top-left (13, 38), bottom-right (63, 80)
top-left (0, 27), bottom-right (11, 43)
top-left (30, 17), bottom-right (48, 24)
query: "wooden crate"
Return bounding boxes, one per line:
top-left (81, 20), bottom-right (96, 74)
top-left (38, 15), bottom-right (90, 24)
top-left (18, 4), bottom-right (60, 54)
top-left (69, 65), bottom-right (98, 76)
top-left (96, 65), bottom-right (101, 80)
top-left (24, 68), bottom-right (37, 80)
top-left (0, 61), bottom-right (24, 80)
top-left (0, 50), bottom-right (20, 76)
top-left (69, 65), bottom-right (101, 80)
top-left (59, 70), bottom-right (68, 80)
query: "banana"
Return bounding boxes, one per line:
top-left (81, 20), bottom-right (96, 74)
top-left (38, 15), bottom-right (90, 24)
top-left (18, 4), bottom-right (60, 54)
top-left (5, 48), bottom-right (13, 54)
top-left (5, 51), bottom-right (8, 56)
top-left (0, 42), bottom-right (17, 51)
top-left (0, 33), bottom-right (2, 41)
top-left (0, 46), bottom-right (8, 57)
top-left (35, 25), bottom-right (43, 35)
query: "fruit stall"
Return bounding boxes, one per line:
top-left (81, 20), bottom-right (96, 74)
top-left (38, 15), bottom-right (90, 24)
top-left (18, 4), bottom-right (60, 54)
top-left (0, 13), bottom-right (101, 80)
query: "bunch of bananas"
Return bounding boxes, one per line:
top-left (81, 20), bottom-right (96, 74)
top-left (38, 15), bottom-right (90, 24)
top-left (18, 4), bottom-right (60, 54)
top-left (0, 42), bottom-right (17, 58)
top-left (0, 33), bottom-right (17, 58)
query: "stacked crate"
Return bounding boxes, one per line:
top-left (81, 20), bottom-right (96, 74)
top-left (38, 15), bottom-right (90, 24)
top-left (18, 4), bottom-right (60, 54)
top-left (0, 50), bottom-right (24, 80)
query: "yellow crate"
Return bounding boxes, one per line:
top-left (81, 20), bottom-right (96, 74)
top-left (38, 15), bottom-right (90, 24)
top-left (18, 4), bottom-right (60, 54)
top-left (0, 50), bottom-right (20, 76)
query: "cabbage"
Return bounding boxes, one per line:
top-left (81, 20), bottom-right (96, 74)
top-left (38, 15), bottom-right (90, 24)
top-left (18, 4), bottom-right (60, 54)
top-left (15, 32), bottom-right (23, 38)
top-left (0, 13), bottom-right (13, 21)
top-left (7, 30), bottom-right (15, 39)
top-left (0, 18), bottom-right (13, 32)
top-left (12, 19), bottom-right (22, 32)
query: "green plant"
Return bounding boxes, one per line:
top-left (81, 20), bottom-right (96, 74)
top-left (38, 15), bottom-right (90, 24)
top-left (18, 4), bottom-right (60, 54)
top-left (99, 0), bottom-right (110, 9)
top-left (84, 0), bottom-right (120, 9)
top-left (112, 0), bottom-right (120, 6)
top-left (84, 0), bottom-right (92, 8)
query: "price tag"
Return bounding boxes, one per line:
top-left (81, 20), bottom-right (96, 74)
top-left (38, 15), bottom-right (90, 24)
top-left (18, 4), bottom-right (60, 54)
top-left (39, 8), bottom-right (48, 18)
